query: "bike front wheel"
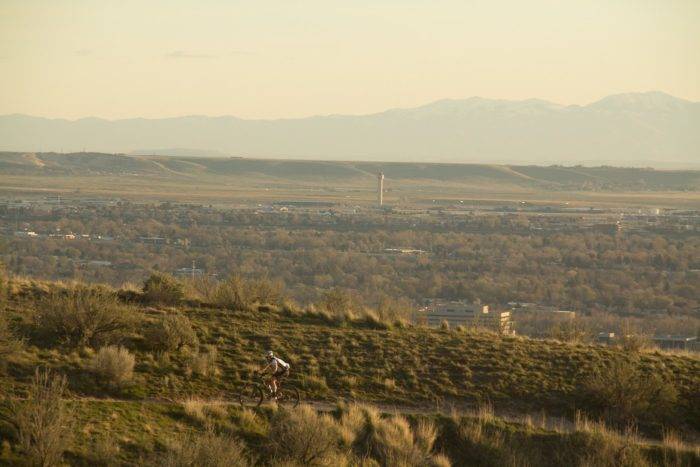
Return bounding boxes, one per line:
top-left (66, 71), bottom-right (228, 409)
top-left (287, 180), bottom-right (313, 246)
top-left (238, 383), bottom-right (264, 408)
top-left (277, 387), bottom-right (300, 408)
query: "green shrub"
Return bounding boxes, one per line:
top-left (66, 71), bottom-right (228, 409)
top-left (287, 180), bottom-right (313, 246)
top-left (36, 286), bottom-right (136, 347)
top-left (11, 370), bottom-right (73, 467)
top-left (142, 273), bottom-right (185, 305)
top-left (163, 428), bottom-right (252, 467)
top-left (146, 313), bottom-right (198, 352)
top-left (91, 345), bottom-right (135, 388)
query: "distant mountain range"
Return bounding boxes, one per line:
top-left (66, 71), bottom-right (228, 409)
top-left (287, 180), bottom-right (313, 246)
top-left (1, 92), bottom-right (698, 168)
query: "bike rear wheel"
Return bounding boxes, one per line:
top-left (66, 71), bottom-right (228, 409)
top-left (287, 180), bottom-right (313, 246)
top-left (238, 383), bottom-right (264, 408)
top-left (277, 387), bottom-right (300, 408)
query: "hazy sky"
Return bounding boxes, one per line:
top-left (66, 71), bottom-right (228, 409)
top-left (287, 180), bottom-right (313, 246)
top-left (1, 0), bottom-right (698, 119)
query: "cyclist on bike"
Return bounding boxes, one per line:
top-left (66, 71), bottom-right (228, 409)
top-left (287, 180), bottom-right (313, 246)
top-left (261, 350), bottom-right (290, 397)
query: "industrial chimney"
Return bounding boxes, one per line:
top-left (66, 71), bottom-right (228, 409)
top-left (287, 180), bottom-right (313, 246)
top-left (377, 171), bottom-right (384, 207)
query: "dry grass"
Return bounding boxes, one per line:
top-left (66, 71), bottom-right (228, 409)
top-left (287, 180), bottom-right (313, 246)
top-left (336, 403), bottom-right (450, 467)
top-left (162, 428), bottom-right (252, 467)
top-left (11, 370), bottom-right (73, 467)
top-left (181, 397), bottom-right (228, 425)
top-left (186, 346), bottom-right (219, 378)
top-left (269, 404), bottom-right (345, 466)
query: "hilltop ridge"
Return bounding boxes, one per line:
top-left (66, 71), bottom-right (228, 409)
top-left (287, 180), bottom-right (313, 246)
top-left (2, 152), bottom-right (699, 192)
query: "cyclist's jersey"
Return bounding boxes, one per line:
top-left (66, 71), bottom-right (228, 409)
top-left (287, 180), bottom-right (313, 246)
top-left (270, 357), bottom-right (290, 372)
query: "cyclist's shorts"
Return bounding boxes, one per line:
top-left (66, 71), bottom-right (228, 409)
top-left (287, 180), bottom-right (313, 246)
top-left (273, 367), bottom-right (290, 378)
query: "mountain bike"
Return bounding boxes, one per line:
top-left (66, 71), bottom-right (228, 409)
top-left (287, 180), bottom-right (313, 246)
top-left (238, 372), bottom-right (300, 408)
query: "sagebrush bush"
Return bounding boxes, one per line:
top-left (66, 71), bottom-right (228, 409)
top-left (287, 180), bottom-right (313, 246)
top-left (12, 370), bottom-right (73, 467)
top-left (0, 311), bottom-right (21, 366)
top-left (340, 404), bottom-right (449, 467)
top-left (269, 405), bottom-right (345, 465)
top-left (583, 358), bottom-right (678, 424)
top-left (213, 275), bottom-right (253, 310)
top-left (249, 277), bottom-right (284, 306)
top-left (616, 333), bottom-right (653, 353)
top-left (162, 429), bottom-right (252, 467)
top-left (142, 273), bottom-right (185, 305)
top-left (91, 345), bottom-right (135, 388)
top-left (183, 276), bottom-right (218, 303)
top-left (570, 430), bottom-right (650, 467)
top-left (321, 288), bottom-right (353, 316)
top-left (36, 285), bottom-right (136, 347)
top-left (146, 313), bottom-right (198, 352)
top-left (370, 415), bottom-right (444, 466)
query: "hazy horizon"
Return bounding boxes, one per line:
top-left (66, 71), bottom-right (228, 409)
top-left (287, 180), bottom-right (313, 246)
top-left (2, 0), bottom-right (699, 120)
top-left (2, 90), bottom-right (697, 121)
top-left (2, 89), bottom-right (698, 168)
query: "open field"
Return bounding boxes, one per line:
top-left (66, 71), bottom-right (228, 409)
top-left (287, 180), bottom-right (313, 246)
top-left (3, 174), bottom-right (700, 209)
top-left (2, 152), bottom-right (700, 208)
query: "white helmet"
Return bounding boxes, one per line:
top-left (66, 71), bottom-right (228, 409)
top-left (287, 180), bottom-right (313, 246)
top-left (266, 350), bottom-right (274, 360)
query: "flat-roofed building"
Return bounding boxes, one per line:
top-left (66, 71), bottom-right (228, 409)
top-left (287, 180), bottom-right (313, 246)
top-left (652, 335), bottom-right (698, 351)
top-left (425, 300), bottom-right (514, 335)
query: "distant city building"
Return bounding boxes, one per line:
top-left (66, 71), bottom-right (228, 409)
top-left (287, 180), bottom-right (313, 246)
top-left (174, 267), bottom-right (204, 278)
top-left (508, 302), bottom-right (575, 318)
top-left (377, 172), bottom-right (384, 207)
top-left (49, 233), bottom-right (75, 240)
top-left (383, 248), bottom-right (425, 255)
top-left (652, 335), bottom-right (698, 351)
top-left (424, 300), bottom-right (514, 335)
top-left (14, 230), bottom-right (38, 237)
top-left (139, 236), bottom-right (168, 245)
top-left (590, 222), bottom-right (622, 234)
top-left (596, 332), bottom-right (616, 345)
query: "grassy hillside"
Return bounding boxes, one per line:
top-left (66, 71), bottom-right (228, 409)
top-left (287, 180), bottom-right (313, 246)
top-left (1, 276), bottom-right (699, 464)
top-left (2, 278), bottom-right (698, 431)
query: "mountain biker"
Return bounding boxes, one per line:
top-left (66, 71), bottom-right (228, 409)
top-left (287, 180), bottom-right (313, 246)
top-left (261, 350), bottom-right (290, 397)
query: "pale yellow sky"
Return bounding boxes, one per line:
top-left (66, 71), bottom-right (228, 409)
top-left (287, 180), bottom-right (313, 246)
top-left (1, 0), bottom-right (698, 119)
